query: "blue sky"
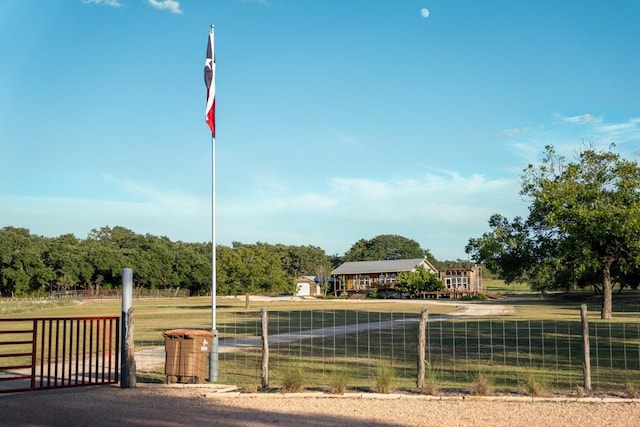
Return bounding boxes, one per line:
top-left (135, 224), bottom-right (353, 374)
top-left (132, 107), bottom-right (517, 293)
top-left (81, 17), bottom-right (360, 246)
top-left (1, 0), bottom-right (639, 260)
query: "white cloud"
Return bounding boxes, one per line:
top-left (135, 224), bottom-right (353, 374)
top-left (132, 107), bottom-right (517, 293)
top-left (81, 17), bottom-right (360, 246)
top-left (505, 114), bottom-right (640, 164)
top-left (82, 0), bottom-right (122, 7)
top-left (217, 171), bottom-right (525, 259)
top-left (147, 0), bottom-right (183, 14)
top-left (595, 117), bottom-right (640, 139)
top-left (0, 194), bottom-right (210, 243)
top-left (0, 174), bottom-right (211, 243)
top-left (499, 127), bottom-right (531, 137)
top-left (0, 169), bottom-right (526, 260)
top-left (102, 174), bottom-right (207, 216)
top-left (558, 113), bottom-right (602, 124)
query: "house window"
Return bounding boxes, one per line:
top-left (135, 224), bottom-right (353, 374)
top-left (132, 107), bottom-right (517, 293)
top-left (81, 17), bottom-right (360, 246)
top-left (450, 277), bottom-right (468, 289)
top-left (357, 275), bottom-right (370, 289)
top-left (379, 273), bottom-right (397, 286)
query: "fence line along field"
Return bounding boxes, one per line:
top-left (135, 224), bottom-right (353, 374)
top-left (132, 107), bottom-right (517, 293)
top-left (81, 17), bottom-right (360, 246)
top-left (1, 293), bottom-right (640, 397)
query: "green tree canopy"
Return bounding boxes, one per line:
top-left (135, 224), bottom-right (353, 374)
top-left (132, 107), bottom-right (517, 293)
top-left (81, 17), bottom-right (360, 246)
top-left (467, 145), bottom-right (640, 319)
top-left (0, 227), bottom-right (53, 296)
top-left (343, 234), bottom-right (434, 263)
top-left (270, 244), bottom-right (331, 278)
top-left (217, 243), bottom-right (294, 307)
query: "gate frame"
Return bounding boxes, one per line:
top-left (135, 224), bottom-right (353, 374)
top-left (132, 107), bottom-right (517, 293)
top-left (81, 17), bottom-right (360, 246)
top-left (0, 316), bottom-right (120, 393)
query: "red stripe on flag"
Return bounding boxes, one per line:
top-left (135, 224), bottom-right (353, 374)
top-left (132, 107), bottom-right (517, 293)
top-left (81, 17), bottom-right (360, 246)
top-left (204, 30), bottom-right (216, 138)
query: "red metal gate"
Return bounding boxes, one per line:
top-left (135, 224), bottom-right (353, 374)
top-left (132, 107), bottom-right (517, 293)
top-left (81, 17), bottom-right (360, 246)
top-left (0, 317), bottom-right (120, 393)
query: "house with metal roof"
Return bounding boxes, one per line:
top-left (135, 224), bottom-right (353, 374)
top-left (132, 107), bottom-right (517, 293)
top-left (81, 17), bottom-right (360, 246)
top-left (330, 258), bottom-right (483, 297)
top-left (330, 258), bottom-right (438, 295)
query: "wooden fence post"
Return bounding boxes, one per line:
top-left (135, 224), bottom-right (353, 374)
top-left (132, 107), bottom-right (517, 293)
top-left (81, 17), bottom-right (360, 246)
top-left (261, 308), bottom-right (269, 390)
top-left (581, 304), bottom-right (591, 392)
top-left (417, 307), bottom-right (428, 389)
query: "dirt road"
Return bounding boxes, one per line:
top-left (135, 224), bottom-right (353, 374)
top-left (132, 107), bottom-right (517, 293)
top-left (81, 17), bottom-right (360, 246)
top-left (2, 384), bottom-right (639, 426)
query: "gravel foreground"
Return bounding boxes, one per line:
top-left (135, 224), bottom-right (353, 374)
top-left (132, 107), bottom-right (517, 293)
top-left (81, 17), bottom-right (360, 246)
top-left (2, 385), bottom-right (640, 427)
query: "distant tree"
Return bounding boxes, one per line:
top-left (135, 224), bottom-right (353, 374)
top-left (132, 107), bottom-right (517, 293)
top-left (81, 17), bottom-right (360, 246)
top-left (343, 235), bottom-right (433, 262)
top-left (329, 253), bottom-right (343, 269)
top-left (221, 243), bottom-right (294, 308)
top-left (44, 234), bottom-right (92, 292)
top-left (271, 244), bottom-right (331, 277)
top-left (0, 227), bottom-right (54, 296)
top-left (174, 242), bottom-right (211, 295)
top-left (84, 227), bottom-right (127, 293)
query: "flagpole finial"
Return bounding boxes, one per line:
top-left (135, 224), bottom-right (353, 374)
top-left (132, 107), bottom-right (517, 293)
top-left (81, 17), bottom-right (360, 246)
top-left (210, 24), bottom-right (214, 33)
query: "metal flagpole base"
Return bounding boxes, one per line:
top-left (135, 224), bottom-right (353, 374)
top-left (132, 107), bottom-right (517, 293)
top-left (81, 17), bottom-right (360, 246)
top-left (208, 329), bottom-right (219, 382)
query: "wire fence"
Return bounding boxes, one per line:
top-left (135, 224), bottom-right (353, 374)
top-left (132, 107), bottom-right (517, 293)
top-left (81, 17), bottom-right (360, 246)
top-left (135, 308), bottom-right (640, 396)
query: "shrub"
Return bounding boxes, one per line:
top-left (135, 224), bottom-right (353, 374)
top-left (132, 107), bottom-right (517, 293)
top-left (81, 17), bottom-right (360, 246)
top-left (281, 367), bottom-right (304, 392)
top-left (330, 371), bottom-right (348, 394)
top-left (422, 363), bottom-right (440, 395)
top-left (625, 383), bottom-right (639, 399)
top-left (374, 358), bottom-right (395, 393)
top-left (523, 374), bottom-right (545, 397)
top-left (471, 372), bottom-right (494, 396)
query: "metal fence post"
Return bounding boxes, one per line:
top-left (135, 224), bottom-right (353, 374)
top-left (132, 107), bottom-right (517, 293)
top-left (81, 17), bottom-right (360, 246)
top-left (121, 268), bottom-right (136, 388)
top-left (261, 308), bottom-right (269, 390)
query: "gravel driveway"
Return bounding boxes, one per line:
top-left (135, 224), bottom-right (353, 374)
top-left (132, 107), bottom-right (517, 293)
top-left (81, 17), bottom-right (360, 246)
top-left (2, 384), bottom-right (640, 426)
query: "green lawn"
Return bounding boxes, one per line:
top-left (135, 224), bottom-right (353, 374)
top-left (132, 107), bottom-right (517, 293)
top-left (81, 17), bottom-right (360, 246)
top-left (3, 294), bottom-right (640, 395)
top-left (484, 278), bottom-right (532, 294)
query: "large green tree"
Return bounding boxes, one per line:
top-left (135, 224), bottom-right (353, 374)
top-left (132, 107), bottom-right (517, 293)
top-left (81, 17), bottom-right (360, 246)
top-left (467, 145), bottom-right (640, 319)
top-left (343, 234), bottom-right (433, 262)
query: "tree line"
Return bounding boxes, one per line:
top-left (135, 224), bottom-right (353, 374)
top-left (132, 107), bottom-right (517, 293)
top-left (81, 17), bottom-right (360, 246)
top-left (0, 227), bottom-right (461, 298)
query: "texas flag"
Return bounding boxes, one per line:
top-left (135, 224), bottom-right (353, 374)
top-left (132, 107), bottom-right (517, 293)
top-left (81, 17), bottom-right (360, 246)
top-left (204, 29), bottom-right (216, 138)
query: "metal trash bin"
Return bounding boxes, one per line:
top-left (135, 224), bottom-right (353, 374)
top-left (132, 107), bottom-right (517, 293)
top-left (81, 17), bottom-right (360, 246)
top-left (163, 329), bottom-right (214, 384)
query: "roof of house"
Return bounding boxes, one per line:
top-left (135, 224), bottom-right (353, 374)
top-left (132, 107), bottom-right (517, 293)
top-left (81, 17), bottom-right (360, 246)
top-left (296, 275), bottom-right (338, 283)
top-left (331, 258), bottom-right (434, 275)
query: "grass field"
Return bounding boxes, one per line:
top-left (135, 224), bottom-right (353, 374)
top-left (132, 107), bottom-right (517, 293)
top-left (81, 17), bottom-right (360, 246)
top-left (483, 278), bottom-right (532, 294)
top-left (2, 293), bottom-right (640, 395)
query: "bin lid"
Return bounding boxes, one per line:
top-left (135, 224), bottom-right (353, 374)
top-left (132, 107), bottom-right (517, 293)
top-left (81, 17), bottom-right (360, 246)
top-left (162, 329), bottom-right (215, 338)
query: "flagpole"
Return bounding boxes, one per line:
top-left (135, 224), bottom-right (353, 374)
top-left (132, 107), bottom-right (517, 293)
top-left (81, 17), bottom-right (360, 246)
top-left (205, 24), bottom-right (218, 382)
top-left (209, 132), bottom-right (218, 382)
